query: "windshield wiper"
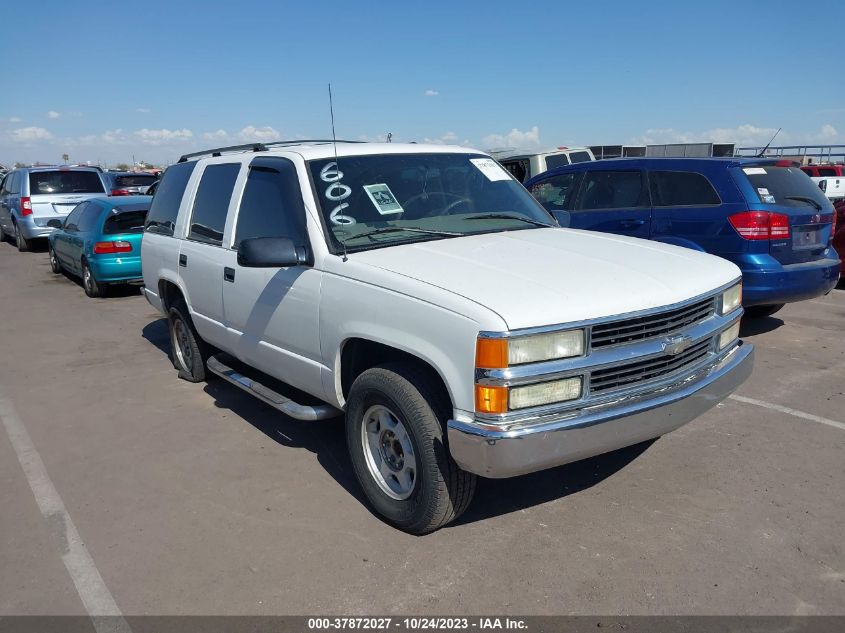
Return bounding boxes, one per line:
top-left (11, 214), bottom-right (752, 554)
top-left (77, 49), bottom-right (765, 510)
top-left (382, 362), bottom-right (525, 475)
top-left (784, 196), bottom-right (823, 211)
top-left (463, 213), bottom-right (555, 228)
top-left (340, 226), bottom-right (463, 244)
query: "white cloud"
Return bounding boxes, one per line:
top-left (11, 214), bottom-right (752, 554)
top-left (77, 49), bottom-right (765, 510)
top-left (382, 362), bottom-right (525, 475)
top-left (72, 129), bottom-right (127, 146)
top-left (424, 89), bottom-right (439, 97)
top-left (422, 131), bottom-right (470, 146)
top-left (47, 111), bottom-right (61, 119)
top-left (11, 126), bottom-right (53, 142)
top-left (201, 125), bottom-right (279, 143)
top-left (482, 126), bottom-right (542, 150)
top-left (136, 107), bottom-right (151, 113)
top-left (630, 124), bottom-right (781, 146)
top-left (814, 124), bottom-right (839, 142)
top-left (135, 128), bottom-right (194, 145)
top-left (8, 116), bottom-right (22, 123)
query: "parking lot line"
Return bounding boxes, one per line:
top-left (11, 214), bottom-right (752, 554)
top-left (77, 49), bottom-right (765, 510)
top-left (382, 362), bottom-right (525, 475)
top-left (729, 394), bottom-right (845, 432)
top-left (0, 393), bottom-right (130, 633)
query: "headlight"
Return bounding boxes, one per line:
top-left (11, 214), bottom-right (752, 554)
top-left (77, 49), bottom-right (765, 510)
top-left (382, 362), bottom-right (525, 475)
top-left (720, 282), bottom-right (742, 315)
top-left (476, 329), bottom-right (585, 368)
top-left (509, 376), bottom-right (583, 410)
top-left (719, 320), bottom-right (741, 350)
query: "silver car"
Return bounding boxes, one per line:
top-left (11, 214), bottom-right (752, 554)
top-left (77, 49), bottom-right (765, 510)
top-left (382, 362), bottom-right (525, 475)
top-left (0, 167), bottom-right (107, 251)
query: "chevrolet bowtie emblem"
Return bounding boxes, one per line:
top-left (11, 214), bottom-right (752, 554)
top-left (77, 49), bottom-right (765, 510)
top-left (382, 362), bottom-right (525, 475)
top-left (662, 335), bottom-right (692, 356)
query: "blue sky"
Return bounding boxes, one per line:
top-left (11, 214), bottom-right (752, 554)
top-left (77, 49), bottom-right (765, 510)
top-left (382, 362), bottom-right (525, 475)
top-left (1, 0), bottom-right (843, 166)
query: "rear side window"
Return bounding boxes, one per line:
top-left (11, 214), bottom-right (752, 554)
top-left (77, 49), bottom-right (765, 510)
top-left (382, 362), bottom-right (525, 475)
top-left (188, 163), bottom-right (241, 245)
top-left (144, 161), bottom-right (197, 236)
top-left (234, 158), bottom-right (307, 248)
top-left (29, 171), bottom-right (104, 195)
top-left (114, 174), bottom-right (156, 188)
top-left (740, 166), bottom-right (829, 208)
top-left (77, 203), bottom-right (103, 232)
top-left (529, 173), bottom-right (578, 211)
top-left (501, 159), bottom-right (529, 182)
top-left (576, 171), bottom-right (647, 210)
top-left (64, 202), bottom-right (88, 230)
top-left (649, 171), bottom-right (720, 206)
top-left (544, 154), bottom-right (570, 170)
top-left (568, 151), bottom-right (592, 164)
top-left (818, 168), bottom-right (837, 177)
top-left (8, 172), bottom-right (20, 194)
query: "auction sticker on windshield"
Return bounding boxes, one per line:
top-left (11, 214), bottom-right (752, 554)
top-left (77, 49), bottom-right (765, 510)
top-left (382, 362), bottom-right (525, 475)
top-left (470, 158), bottom-right (511, 182)
top-left (363, 183), bottom-right (403, 215)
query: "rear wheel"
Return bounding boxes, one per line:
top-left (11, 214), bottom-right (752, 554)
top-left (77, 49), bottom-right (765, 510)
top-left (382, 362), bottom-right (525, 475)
top-left (744, 304), bottom-right (785, 318)
top-left (48, 243), bottom-right (62, 273)
top-left (14, 223), bottom-right (31, 252)
top-left (345, 363), bottom-right (476, 534)
top-left (168, 298), bottom-right (210, 382)
top-left (81, 259), bottom-right (108, 298)
top-left (0, 223), bottom-right (6, 243)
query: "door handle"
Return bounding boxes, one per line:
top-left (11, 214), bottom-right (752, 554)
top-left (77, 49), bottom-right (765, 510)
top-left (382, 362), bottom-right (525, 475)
top-left (179, 254), bottom-right (187, 267)
top-left (223, 267), bottom-right (235, 283)
top-left (619, 219), bottom-right (645, 228)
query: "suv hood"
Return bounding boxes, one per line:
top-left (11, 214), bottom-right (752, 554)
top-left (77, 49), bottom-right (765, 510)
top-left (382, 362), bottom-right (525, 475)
top-left (352, 228), bottom-right (740, 330)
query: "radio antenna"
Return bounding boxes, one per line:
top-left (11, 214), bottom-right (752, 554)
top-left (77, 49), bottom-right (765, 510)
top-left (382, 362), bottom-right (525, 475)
top-left (756, 127), bottom-right (781, 158)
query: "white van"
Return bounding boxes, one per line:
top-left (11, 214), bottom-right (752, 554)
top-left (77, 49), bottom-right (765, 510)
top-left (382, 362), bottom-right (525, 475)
top-left (491, 147), bottom-right (595, 182)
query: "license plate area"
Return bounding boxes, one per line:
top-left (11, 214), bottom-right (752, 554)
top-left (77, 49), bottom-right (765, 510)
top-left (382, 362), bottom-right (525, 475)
top-left (792, 225), bottom-right (823, 249)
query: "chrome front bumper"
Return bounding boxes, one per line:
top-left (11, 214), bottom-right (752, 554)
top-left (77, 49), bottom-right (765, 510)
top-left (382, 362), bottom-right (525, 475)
top-left (447, 342), bottom-right (754, 478)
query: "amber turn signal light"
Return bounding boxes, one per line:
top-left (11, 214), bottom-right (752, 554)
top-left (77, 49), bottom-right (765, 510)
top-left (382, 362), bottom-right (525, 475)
top-left (475, 384), bottom-right (508, 414)
top-left (476, 338), bottom-right (508, 369)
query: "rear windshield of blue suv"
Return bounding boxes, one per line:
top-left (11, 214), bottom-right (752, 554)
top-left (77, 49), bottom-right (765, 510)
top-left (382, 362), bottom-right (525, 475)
top-left (738, 166), bottom-right (828, 208)
top-left (29, 171), bottom-right (104, 195)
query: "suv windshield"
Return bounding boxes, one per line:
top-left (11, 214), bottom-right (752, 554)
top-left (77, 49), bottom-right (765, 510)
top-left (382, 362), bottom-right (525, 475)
top-left (308, 153), bottom-right (554, 252)
top-left (29, 170), bottom-right (105, 195)
top-left (739, 165), bottom-right (829, 208)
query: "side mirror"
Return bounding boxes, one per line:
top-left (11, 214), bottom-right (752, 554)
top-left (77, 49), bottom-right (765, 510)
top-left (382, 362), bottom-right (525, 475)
top-left (237, 237), bottom-right (305, 268)
top-left (46, 219), bottom-right (64, 229)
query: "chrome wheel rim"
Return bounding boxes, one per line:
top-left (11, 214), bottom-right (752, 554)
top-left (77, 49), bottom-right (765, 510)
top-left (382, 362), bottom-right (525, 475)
top-left (361, 404), bottom-right (417, 500)
top-left (83, 264), bottom-right (94, 293)
top-left (172, 318), bottom-right (192, 370)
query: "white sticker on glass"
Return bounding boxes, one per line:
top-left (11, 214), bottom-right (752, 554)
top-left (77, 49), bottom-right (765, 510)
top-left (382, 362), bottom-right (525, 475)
top-left (743, 167), bottom-right (767, 175)
top-left (470, 158), bottom-right (511, 182)
top-left (363, 183), bottom-right (403, 215)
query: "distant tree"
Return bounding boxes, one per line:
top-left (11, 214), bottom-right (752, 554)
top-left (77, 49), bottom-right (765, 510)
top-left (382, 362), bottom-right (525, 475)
top-left (115, 162), bottom-right (130, 171)
top-left (14, 162), bottom-right (26, 168)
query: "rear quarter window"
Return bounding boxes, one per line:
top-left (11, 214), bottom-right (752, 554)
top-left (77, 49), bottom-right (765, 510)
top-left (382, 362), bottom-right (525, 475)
top-left (544, 154), bottom-right (570, 170)
top-left (114, 174), bottom-right (157, 188)
top-left (568, 151), bottom-right (592, 164)
top-left (29, 171), bottom-right (104, 195)
top-left (144, 161), bottom-right (197, 236)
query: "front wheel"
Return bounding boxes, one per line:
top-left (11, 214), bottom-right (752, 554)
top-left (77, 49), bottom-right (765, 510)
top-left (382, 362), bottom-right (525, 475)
top-left (744, 303), bottom-right (785, 318)
top-left (345, 363), bottom-right (476, 534)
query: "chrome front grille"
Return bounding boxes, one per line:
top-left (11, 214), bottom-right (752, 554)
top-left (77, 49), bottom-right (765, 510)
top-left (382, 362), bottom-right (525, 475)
top-left (590, 339), bottom-right (712, 394)
top-left (591, 297), bottom-right (715, 349)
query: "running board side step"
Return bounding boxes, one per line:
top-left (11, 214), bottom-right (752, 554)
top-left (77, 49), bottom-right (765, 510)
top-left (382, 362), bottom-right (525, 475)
top-left (207, 355), bottom-right (341, 421)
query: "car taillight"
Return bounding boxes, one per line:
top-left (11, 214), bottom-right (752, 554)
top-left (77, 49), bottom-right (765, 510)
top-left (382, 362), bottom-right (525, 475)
top-left (93, 240), bottom-right (132, 254)
top-left (111, 189), bottom-right (130, 196)
top-left (728, 211), bottom-right (790, 240)
top-left (21, 197), bottom-right (32, 216)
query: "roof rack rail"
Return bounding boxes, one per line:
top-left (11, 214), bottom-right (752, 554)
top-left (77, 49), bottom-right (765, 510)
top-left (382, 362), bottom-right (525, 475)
top-left (178, 143), bottom-right (268, 163)
top-left (177, 139), bottom-right (367, 163)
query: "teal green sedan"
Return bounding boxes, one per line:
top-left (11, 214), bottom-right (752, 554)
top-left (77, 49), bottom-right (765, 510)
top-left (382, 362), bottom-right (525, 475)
top-left (47, 196), bottom-right (149, 298)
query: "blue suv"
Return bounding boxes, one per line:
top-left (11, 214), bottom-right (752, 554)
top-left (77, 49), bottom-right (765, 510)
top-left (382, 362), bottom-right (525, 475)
top-left (525, 158), bottom-right (840, 316)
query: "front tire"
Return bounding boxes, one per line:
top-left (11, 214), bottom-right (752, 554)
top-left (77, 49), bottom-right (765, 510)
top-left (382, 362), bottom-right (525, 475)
top-left (744, 303), bottom-right (785, 318)
top-left (168, 299), bottom-right (209, 382)
top-left (48, 243), bottom-right (62, 274)
top-left (81, 259), bottom-right (108, 298)
top-left (14, 223), bottom-right (31, 252)
top-left (346, 363), bottom-right (476, 534)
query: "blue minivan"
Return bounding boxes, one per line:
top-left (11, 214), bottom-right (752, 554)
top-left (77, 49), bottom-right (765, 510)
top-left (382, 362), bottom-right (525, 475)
top-left (525, 158), bottom-right (840, 316)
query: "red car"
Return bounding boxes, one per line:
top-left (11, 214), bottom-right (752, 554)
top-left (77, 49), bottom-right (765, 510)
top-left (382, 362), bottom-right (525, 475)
top-left (834, 199), bottom-right (845, 275)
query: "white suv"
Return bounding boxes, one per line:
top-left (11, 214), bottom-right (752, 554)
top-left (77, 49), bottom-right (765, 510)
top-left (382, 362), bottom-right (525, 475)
top-left (141, 140), bottom-right (753, 533)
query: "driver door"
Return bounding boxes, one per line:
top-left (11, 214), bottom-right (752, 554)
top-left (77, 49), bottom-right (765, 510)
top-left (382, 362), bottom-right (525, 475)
top-left (220, 156), bottom-right (322, 395)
